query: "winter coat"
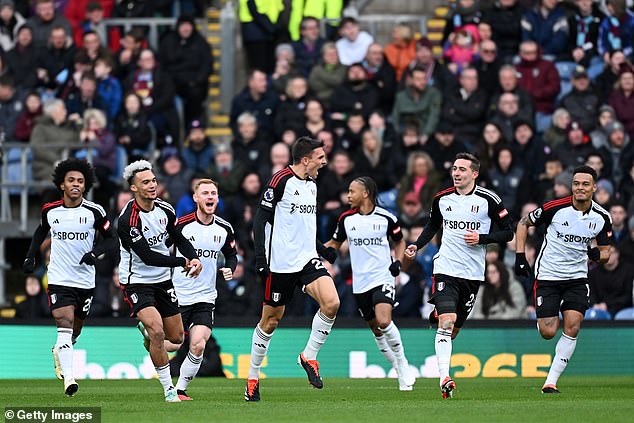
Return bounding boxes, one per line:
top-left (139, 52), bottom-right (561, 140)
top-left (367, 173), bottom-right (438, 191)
top-left (30, 115), bottom-right (80, 181)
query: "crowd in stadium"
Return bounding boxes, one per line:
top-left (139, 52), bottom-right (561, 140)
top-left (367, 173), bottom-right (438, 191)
top-left (7, 0), bottom-right (634, 321)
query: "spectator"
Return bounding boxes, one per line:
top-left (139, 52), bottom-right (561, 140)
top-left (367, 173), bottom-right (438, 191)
top-left (182, 118), bottom-right (213, 175)
top-left (0, 0), bottom-right (25, 52)
top-left (73, 1), bottom-right (119, 50)
top-left (441, 66), bottom-right (488, 147)
top-left (273, 75), bottom-right (309, 139)
top-left (14, 275), bottom-right (49, 319)
top-left (0, 74), bottom-right (24, 140)
top-left (230, 68), bottom-right (278, 137)
top-left (489, 92), bottom-right (528, 143)
top-left (565, 0), bottom-right (603, 76)
top-left (239, 0), bottom-right (283, 73)
top-left (586, 151), bottom-right (609, 180)
top-left (269, 44), bottom-right (298, 96)
top-left (316, 150), bottom-right (354, 240)
top-left (554, 121), bottom-right (596, 170)
top-left (27, 0), bottom-right (72, 49)
top-left (113, 92), bottom-right (152, 160)
top-left (533, 155), bottom-right (564, 204)
top-left (65, 71), bottom-right (104, 118)
top-left (37, 25), bottom-right (77, 92)
top-left (114, 27), bottom-right (144, 81)
top-left (521, 0), bottom-right (569, 59)
top-left (308, 41), bottom-right (346, 108)
top-left (292, 17), bottom-right (325, 77)
top-left (590, 104), bottom-right (617, 149)
top-left (207, 143), bottom-right (245, 199)
top-left (444, 27), bottom-right (480, 75)
top-left (489, 64), bottom-right (534, 122)
top-left (471, 260), bottom-right (526, 319)
top-left (231, 111), bottom-right (270, 176)
top-left (299, 98), bottom-right (329, 138)
top-left (598, 120), bottom-right (634, 186)
top-left (80, 29), bottom-right (112, 64)
top-left (483, 0), bottom-right (523, 60)
top-left (94, 55), bottom-right (122, 124)
top-left (384, 23), bottom-right (417, 81)
top-left (5, 25), bottom-right (39, 89)
top-left (125, 48), bottom-right (178, 146)
top-left (30, 99), bottom-right (80, 185)
top-left (391, 65), bottom-right (441, 137)
top-left (405, 37), bottom-right (455, 94)
top-left (442, 0), bottom-right (482, 46)
top-left (78, 107), bottom-right (116, 206)
top-left (515, 40), bottom-right (560, 133)
top-left (329, 63), bottom-right (379, 121)
top-left (560, 66), bottom-right (600, 133)
top-left (597, 49), bottom-right (628, 102)
top-left (396, 151), bottom-right (441, 213)
top-left (589, 246), bottom-right (634, 316)
top-left (222, 172), bottom-right (261, 238)
top-left (510, 119), bottom-right (548, 181)
top-left (353, 128), bottom-right (396, 194)
top-left (608, 64), bottom-right (634, 140)
top-left (158, 149), bottom-right (193, 206)
top-left (159, 14), bottom-right (213, 124)
top-left (475, 121), bottom-right (508, 184)
top-left (362, 42), bottom-right (397, 115)
top-left (598, 0), bottom-right (634, 60)
top-left (14, 91), bottom-right (42, 141)
top-left (334, 112), bottom-right (365, 155)
top-left (488, 146), bottom-right (525, 216)
top-left (474, 39), bottom-right (501, 95)
top-left (335, 16), bottom-right (373, 66)
top-left (609, 202), bottom-right (629, 244)
top-left (398, 191), bottom-right (428, 229)
top-left (57, 49), bottom-right (92, 100)
top-left (542, 107), bottom-right (571, 148)
top-left (618, 160), bottom-right (634, 214)
top-left (423, 121), bottom-right (468, 181)
top-left (262, 141), bottom-right (290, 181)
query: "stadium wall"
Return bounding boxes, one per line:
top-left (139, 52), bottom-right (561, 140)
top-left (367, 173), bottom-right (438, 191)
top-left (1, 325), bottom-right (633, 379)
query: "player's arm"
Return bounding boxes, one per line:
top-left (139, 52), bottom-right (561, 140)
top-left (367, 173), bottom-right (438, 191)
top-left (589, 213), bottom-right (614, 264)
top-left (23, 213), bottom-right (51, 273)
top-left (219, 226), bottom-right (238, 280)
top-left (405, 196), bottom-right (441, 260)
top-left (118, 217), bottom-right (187, 268)
top-left (166, 212), bottom-right (202, 277)
top-left (477, 201), bottom-right (513, 245)
top-left (514, 206), bottom-right (541, 277)
top-left (317, 239), bottom-right (337, 263)
top-left (80, 215), bottom-right (118, 265)
top-left (387, 217), bottom-right (405, 276)
top-left (253, 181), bottom-right (284, 277)
top-left (324, 239), bottom-right (342, 250)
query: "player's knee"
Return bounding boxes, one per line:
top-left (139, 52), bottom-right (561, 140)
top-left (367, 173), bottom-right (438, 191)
top-left (190, 339), bottom-right (206, 356)
top-left (563, 325), bottom-right (580, 338)
top-left (262, 317), bottom-right (280, 333)
top-left (145, 324), bottom-right (165, 343)
top-left (168, 331), bottom-right (184, 345)
top-left (321, 297), bottom-right (340, 318)
top-left (439, 317), bottom-right (455, 331)
top-left (55, 317), bottom-right (73, 329)
top-left (539, 327), bottom-right (557, 340)
top-left (376, 317), bottom-right (392, 330)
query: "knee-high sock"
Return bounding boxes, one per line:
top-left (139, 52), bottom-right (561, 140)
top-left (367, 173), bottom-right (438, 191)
top-left (155, 363), bottom-right (174, 393)
top-left (302, 310), bottom-right (335, 360)
top-left (544, 333), bottom-right (577, 387)
top-left (248, 325), bottom-right (272, 380)
top-left (374, 334), bottom-right (397, 367)
top-left (56, 328), bottom-right (74, 382)
top-left (435, 329), bottom-right (452, 384)
top-left (380, 322), bottom-right (407, 365)
top-left (176, 351), bottom-right (203, 391)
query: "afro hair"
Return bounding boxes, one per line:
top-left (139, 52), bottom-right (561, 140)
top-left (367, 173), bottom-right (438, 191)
top-left (52, 158), bottom-right (96, 194)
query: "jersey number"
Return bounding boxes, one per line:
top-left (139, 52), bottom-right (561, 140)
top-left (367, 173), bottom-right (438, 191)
top-left (311, 258), bottom-right (325, 270)
top-left (167, 288), bottom-right (178, 303)
top-left (382, 284), bottom-right (395, 301)
top-left (465, 294), bottom-right (476, 313)
top-left (83, 296), bottom-right (93, 314)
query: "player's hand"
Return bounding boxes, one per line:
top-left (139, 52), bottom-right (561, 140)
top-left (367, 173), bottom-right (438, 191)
top-left (219, 267), bottom-right (233, 281)
top-left (321, 247), bottom-right (337, 264)
top-left (404, 244), bottom-right (418, 260)
top-left (23, 257), bottom-right (35, 274)
top-left (389, 260), bottom-right (401, 277)
top-left (514, 252), bottom-right (531, 277)
top-left (79, 252), bottom-right (97, 266)
top-left (184, 258), bottom-right (203, 278)
top-left (464, 229), bottom-right (480, 246)
top-left (587, 246), bottom-right (601, 262)
top-left (256, 258), bottom-right (270, 282)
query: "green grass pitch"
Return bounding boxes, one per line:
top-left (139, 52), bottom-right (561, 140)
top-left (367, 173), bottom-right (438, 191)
top-left (3, 377), bottom-right (634, 423)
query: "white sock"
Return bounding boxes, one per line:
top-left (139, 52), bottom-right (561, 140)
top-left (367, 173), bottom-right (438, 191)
top-left (544, 333), bottom-right (577, 387)
top-left (374, 334), bottom-right (397, 367)
top-left (248, 325), bottom-right (272, 380)
top-left (435, 329), bottom-right (452, 384)
top-left (302, 310), bottom-right (335, 360)
top-left (380, 322), bottom-right (407, 365)
top-left (155, 363), bottom-right (174, 393)
top-left (56, 328), bottom-right (74, 382)
top-left (176, 351), bottom-right (203, 391)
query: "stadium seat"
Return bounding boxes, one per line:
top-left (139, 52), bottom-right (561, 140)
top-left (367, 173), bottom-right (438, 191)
top-left (584, 308), bottom-right (612, 320)
top-left (614, 307), bottom-right (634, 320)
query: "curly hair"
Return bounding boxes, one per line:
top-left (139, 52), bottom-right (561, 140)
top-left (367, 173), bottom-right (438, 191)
top-left (52, 158), bottom-right (96, 194)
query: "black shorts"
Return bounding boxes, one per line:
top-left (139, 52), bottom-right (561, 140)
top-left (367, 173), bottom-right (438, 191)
top-left (180, 302), bottom-right (215, 331)
top-left (534, 278), bottom-right (590, 318)
top-left (263, 258), bottom-right (331, 307)
top-left (428, 274), bottom-right (481, 328)
top-left (121, 280), bottom-right (180, 318)
top-left (47, 284), bottom-right (95, 320)
top-left (354, 284), bottom-right (396, 321)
